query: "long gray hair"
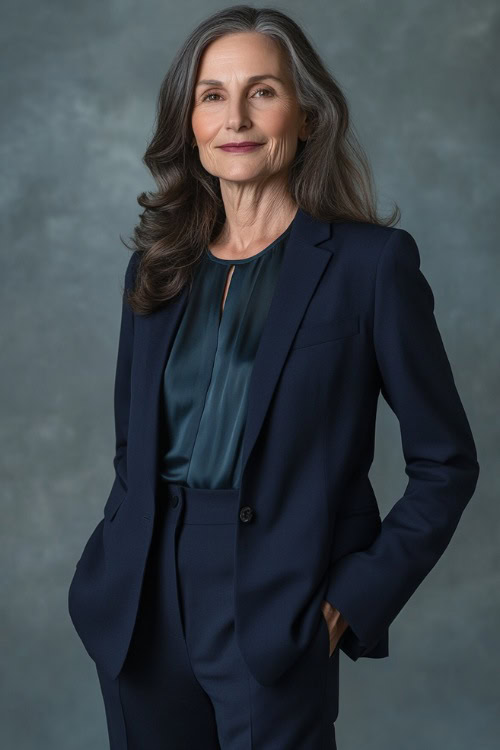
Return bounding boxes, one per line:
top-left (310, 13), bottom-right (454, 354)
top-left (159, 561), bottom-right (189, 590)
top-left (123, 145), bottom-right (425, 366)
top-left (124, 4), bottom-right (400, 315)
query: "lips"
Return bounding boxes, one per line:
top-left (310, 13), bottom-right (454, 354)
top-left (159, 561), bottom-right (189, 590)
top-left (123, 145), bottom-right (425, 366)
top-left (218, 142), bottom-right (265, 152)
top-left (219, 142), bottom-right (263, 148)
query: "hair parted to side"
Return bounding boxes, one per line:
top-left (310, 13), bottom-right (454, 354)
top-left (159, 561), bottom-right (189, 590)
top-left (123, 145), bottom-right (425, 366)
top-left (122, 4), bottom-right (400, 316)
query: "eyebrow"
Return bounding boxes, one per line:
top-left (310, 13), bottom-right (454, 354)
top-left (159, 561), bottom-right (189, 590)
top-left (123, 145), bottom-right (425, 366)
top-left (196, 74), bottom-right (284, 88)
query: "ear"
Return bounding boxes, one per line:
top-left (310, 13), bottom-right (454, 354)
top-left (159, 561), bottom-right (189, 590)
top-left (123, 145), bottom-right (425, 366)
top-left (298, 112), bottom-right (310, 142)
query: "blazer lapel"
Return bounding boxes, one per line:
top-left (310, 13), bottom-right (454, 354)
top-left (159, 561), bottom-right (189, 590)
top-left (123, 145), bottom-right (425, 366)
top-left (239, 208), bottom-right (333, 481)
top-left (135, 207), bottom-right (334, 496)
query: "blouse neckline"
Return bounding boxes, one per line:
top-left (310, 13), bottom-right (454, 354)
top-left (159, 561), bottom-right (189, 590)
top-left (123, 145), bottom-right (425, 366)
top-left (205, 220), bottom-right (294, 266)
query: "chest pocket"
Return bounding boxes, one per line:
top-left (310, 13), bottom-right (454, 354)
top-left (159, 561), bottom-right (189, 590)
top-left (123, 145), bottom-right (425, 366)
top-left (291, 313), bottom-right (360, 350)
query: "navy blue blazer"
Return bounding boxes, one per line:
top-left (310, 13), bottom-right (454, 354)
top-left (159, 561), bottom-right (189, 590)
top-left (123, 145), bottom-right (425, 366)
top-left (68, 207), bottom-right (479, 686)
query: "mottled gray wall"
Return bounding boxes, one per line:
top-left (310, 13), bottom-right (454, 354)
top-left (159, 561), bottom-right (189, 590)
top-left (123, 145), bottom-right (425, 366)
top-left (1, 1), bottom-right (497, 748)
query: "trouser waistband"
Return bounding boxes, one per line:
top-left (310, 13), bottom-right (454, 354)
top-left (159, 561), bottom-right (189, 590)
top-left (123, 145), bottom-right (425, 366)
top-left (159, 480), bottom-right (240, 524)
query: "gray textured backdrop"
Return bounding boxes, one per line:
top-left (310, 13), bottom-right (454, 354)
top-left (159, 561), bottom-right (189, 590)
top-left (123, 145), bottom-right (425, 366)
top-left (2, 2), bottom-right (498, 748)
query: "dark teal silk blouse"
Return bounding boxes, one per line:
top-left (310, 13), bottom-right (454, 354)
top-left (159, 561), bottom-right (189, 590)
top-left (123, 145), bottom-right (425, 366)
top-left (158, 219), bottom-right (294, 489)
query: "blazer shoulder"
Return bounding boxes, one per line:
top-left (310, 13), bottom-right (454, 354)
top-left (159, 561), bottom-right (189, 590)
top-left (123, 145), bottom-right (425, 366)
top-left (334, 221), bottom-right (423, 264)
top-left (330, 221), bottom-right (404, 268)
top-left (332, 220), bottom-right (399, 246)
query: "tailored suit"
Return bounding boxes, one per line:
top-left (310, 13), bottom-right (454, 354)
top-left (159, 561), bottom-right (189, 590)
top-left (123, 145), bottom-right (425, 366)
top-left (68, 207), bottom-right (479, 689)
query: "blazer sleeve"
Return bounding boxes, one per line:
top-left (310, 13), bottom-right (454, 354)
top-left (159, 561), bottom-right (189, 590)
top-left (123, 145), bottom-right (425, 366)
top-left (110, 251), bottom-right (140, 497)
top-left (325, 228), bottom-right (480, 659)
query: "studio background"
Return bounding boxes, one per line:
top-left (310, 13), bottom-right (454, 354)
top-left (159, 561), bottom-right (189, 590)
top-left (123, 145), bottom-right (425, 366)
top-left (1, 2), bottom-right (497, 748)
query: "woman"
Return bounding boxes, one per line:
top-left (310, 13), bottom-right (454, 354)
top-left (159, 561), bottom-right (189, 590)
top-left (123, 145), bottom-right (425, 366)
top-left (68, 6), bottom-right (479, 749)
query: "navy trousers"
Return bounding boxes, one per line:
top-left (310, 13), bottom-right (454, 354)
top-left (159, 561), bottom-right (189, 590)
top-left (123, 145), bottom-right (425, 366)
top-left (96, 481), bottom-right (339, 749)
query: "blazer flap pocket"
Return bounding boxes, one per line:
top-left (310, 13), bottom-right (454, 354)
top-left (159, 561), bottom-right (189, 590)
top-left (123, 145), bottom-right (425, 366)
top-left (292, 314), bottom-right (360, 350)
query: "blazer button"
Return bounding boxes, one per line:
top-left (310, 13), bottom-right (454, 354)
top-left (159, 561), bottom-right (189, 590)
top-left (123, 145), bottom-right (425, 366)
top-left (239, 505), bottom-right (254, 523)
top-left (170, 494), bottom-right (179, 508)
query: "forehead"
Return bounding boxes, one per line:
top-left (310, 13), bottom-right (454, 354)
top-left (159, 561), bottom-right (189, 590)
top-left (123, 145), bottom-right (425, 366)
top-left (195, 33), bottom-right (287, 82)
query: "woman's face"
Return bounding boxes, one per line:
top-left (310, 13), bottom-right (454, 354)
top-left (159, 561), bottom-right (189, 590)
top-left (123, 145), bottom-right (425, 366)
top-left (191, 32), bottom-right (309, 186)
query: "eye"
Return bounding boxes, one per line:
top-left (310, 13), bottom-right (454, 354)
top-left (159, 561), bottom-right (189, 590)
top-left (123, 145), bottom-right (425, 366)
top-left (201, 88), bottom-right (275, 102)
top-left (252, 88), bottom-right (274, 98)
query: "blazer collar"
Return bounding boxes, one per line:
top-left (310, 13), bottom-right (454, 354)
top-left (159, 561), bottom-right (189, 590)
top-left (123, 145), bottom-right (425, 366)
top-left (135, 206), bottom-right (334, 490)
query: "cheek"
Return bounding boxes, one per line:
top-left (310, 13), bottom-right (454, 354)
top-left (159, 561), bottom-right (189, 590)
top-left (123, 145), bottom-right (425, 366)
top-left (265, 130), bottom-right (301, 165)
top-left (265, 110), bottom-right (297, 140)
top-left (266, 101), bottom-right (300, 134)
top-left (191, 111), bottom-right (217, 141)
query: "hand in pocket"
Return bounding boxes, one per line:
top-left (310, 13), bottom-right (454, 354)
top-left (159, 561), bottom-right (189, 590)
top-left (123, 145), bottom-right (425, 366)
top-left (321, 599), bottom-right (349, 657)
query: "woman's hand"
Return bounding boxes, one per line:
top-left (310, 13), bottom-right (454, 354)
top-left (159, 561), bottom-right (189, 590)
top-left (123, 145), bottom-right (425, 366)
top-left (321, 599), bottom-right (349, 657)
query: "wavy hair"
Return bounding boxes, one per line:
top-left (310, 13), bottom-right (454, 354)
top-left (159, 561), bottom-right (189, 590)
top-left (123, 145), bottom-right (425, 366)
top-left (123, 4), bottom-right (400, 315)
